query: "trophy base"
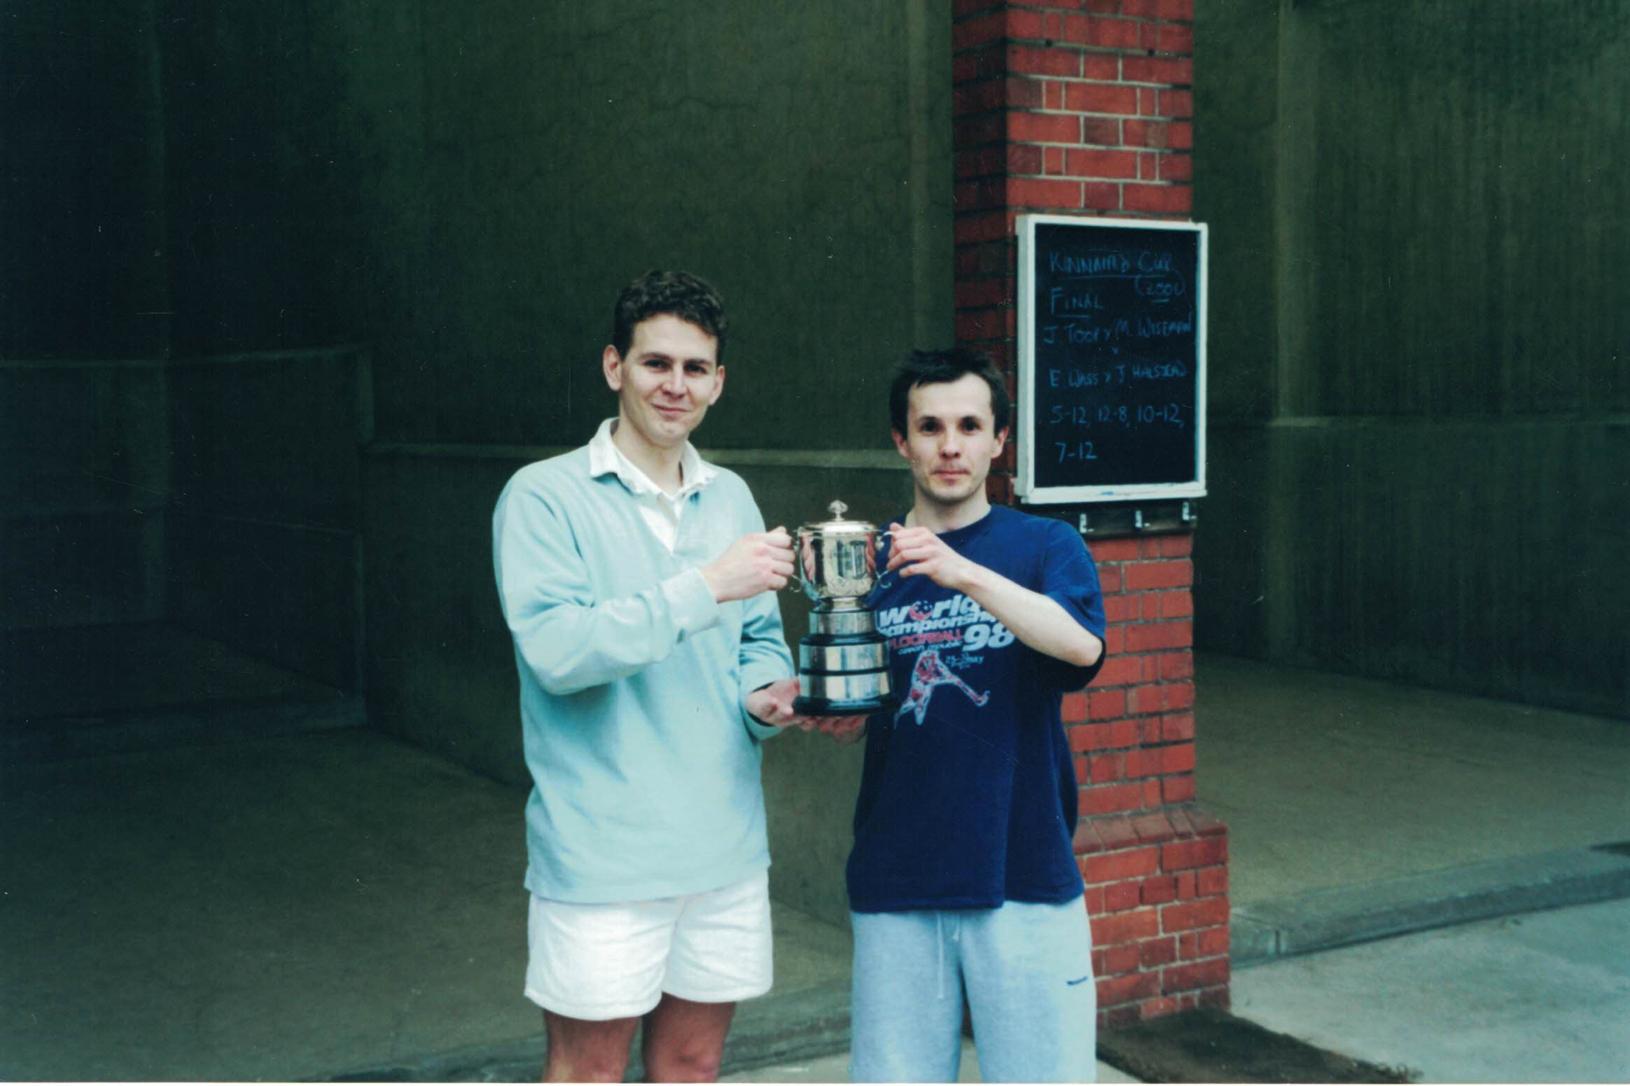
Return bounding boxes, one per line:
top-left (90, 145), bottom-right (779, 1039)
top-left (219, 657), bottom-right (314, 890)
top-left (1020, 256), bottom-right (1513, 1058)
top-left (794, 693), bottom-right (897, 717)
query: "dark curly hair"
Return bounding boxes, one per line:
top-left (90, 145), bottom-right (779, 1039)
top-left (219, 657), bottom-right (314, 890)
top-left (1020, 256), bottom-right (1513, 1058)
top-left (610, 270), bottom-right (728, 361)
top-left (888, 347), bottom-right (1011, 437)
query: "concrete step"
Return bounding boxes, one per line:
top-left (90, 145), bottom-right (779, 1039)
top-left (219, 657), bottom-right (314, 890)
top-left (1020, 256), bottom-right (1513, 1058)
top-left (1232, 844), bottom-right (1630, 966)
top-left (1, 692), bottom-right (364, 762)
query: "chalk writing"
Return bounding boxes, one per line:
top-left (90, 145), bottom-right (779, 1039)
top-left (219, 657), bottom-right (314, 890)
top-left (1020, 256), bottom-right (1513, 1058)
top-left (1039, 310), bottom-right (1193, 348)
top-left (1048, 250), bottom-right (1130, 276)
top-left (1047, 287), bottom-right (1106, 315)
top-left (1046, 401), bottom-right (1186, 430)
top-left (1055, 440), bottom-right (1099, 463)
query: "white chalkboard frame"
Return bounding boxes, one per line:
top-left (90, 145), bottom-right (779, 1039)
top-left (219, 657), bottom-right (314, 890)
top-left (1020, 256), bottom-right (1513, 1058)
top-left (1015, 213), bottom-right (1209, 504)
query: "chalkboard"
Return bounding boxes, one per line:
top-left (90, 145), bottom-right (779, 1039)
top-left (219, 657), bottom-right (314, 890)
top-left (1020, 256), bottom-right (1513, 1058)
top-left (1016, 215), bottom-right (1208, 503)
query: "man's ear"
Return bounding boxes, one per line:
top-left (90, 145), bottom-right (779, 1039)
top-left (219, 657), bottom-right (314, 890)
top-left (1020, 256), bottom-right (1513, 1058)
top-left (602, 345), bottom-right (624, 391)
top-left (891, 429), bottom-right (910, 459)
top-left (706, 364), bottom-right (726, 405)
top-left (994, 426), bottom-right (1010, 456)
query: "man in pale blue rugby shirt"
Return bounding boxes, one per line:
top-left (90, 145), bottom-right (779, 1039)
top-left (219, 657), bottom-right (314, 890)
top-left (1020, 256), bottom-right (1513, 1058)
top-left (493, 270), bottom-right (864, 1082)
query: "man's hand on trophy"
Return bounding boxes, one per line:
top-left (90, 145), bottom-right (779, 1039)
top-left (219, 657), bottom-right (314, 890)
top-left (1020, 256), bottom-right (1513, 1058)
top-left (746, 677), bottom-right (805, 728)
top-left (747, 680), bottom-right (869, 742)
top-left (703, 527), bottom-right (796, 602)
top-left (885, 523), bottom-right (978, 592)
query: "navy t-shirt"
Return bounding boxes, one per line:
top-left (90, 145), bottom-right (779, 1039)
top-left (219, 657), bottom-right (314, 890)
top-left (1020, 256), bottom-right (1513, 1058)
top-left (846, 505), bottom-right (1107, 912)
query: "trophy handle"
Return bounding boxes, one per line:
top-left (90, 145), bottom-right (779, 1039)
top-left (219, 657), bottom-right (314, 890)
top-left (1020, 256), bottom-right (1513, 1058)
top-left (794, 530), bottom-right (823, 602)
top-left (867, 567), bottom-right (896, 599)
top-left (865, 533), bottom-right (896, 602)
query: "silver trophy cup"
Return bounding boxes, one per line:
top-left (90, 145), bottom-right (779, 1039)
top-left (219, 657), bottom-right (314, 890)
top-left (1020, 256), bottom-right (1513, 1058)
top-left (791, 500), bottom-right (896, 716)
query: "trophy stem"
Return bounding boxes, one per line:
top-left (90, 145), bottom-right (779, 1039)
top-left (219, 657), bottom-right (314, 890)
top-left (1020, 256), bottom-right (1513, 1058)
top-left (796, 606), bottom-right (895, 715)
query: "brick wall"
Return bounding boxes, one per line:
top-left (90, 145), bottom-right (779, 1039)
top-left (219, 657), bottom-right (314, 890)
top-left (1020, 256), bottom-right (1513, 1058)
top-left (1070, 533), bottom-right (1229, 1023)
top-left (951, 0), bottom-right (1229, 1025)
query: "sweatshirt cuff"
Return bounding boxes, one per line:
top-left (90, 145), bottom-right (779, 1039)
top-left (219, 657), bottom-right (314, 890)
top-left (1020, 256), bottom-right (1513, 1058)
top-left (662, 567), bottom-right (721, 636)
top-left (741, 659), bottom-right (796, 742)
top-left (742, 712), bottom-right (782, 742)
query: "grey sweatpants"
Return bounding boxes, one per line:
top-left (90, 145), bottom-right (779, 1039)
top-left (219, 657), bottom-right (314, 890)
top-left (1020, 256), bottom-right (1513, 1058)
top-left (849, 896), bottom-right (1097, 1083)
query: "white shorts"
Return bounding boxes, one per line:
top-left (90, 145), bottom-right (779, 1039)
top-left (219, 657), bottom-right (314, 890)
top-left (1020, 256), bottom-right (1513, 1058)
top-left (524, 871), bottom-right (774, 1021)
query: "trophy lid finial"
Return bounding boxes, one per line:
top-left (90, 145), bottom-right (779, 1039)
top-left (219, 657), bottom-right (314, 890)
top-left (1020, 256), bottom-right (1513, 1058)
top-left (802, 498), bottom-right (872, 534)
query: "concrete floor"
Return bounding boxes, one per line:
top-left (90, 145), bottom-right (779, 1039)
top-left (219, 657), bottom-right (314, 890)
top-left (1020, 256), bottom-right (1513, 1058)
top-left (0, 729), bottom-right (532, 1081)
top-left (723, 1039), bottom-right (1140, 1083)
top-left (1196, 653), bottom-right (1630, 905)
top-left (0, 622), bottom-right (362, 761)
top-left (1234, 896), bottom-right (1630, 1083)
top-left (0, 622), bottom-right (339, 720)
top-left (0, 720), bottom-right (857, 1082)
top-left (3, 649), bottom-right (1628, 1080)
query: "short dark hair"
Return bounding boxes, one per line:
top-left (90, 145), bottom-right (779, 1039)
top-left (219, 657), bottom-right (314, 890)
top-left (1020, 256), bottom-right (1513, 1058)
top-left (888, 348), bottom-right (1011, 436)
top-left (610, 269), bottom-right (728, 361)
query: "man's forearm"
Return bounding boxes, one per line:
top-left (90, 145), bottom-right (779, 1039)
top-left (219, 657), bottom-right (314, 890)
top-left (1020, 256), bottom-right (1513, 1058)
top-left (957, 564), bottom-right (1104, 668)
top-left (505, 567), bottom-right (720, 695)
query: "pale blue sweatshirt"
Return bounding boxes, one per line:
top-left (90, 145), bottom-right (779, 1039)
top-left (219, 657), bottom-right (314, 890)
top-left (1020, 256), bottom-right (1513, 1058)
top-left (493, 443), bottom-right (794, 904)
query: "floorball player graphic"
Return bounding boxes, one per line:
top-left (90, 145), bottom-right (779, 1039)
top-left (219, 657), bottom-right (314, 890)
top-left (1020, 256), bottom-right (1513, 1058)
top-left (895, 647), bottom-right (989, 726)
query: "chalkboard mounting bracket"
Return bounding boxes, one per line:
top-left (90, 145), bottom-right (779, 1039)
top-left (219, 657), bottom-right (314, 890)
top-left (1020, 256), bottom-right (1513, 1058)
top-left (1059, 499), bottom-right (1199, 538)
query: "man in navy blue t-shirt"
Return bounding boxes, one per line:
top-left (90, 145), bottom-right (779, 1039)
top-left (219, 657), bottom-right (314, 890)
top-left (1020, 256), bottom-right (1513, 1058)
top-left (844, 348), bottom-right (1107, 1083)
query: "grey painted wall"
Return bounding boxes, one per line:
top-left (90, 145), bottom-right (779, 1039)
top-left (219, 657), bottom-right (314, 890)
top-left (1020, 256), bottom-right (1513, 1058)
top-left (1, 5), bottom-right (173, 634)
top-left (3, 0), bottom-right (947, 923)
top-left (151, 0), bottom-right (950, 924)
top-left (0, 0), bottom-right (367, 684)
top-left (157, 1), bottom-right (951, 451)
top-left (168, 348), bottom-right (369, 690)
top-left (0, 2), bottom-right (171, 359)
top-left (0, 361), bottom-right (169, 630)
top-left (1194, 0), bottom-right (1630, 718)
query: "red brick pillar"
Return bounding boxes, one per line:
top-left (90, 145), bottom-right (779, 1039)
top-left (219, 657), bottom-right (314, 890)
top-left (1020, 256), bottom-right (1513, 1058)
top-left (951, 0), bottom-right (1229, 1026)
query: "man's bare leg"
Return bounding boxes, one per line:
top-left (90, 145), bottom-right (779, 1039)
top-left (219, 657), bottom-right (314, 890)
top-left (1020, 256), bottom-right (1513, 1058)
top-left (640, 994), bottom-right (736, 1083)
top-left (542, 1010), bottom-right (640, 1083)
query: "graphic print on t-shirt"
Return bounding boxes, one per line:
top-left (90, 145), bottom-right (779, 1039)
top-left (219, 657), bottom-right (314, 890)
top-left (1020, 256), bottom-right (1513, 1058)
top-left (876, 594), bottom-right (1013, 727)
top-left (895, 648), bottom-right (988, 725)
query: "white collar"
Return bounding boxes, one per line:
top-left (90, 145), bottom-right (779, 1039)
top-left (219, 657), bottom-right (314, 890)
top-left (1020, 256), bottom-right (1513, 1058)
top-left (587, 418), bottom-right (716, 499)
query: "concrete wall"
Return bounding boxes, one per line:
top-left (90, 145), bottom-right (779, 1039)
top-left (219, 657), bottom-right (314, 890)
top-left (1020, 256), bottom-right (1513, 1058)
top-left (1194, 0), bottom-right (1630, 718)
top-left (0, 2), bottom-right (171, 359)
top-left (168, 348), bottom-right (369, 690)
top-left (154, 1), bottom-right (950, 924)
top-left (1, 5), bottom-right (173, 633)
top-left (0, 361), bottom-right (170, 630)
top-left (157, 1), bottom-right (951, 449)
top-left (0, 3), bottom-right (367, 687)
